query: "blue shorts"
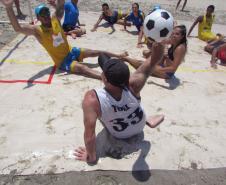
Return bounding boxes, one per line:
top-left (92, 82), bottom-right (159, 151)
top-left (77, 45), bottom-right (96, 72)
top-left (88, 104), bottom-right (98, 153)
top-left (159, 62), bottom-right (175, 78)
top-left (60, 47), bottom-right (84, 72)
top-left (166, 72), bottom-right (175, 78)
top-left (135, 24), bottom-right (142, 31)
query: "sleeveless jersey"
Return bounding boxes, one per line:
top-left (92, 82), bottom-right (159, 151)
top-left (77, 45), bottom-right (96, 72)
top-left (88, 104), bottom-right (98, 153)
top-left (198, 15), bottom-right (216, 41)
top-left (37, 16), bottom-right (71, 67)
top-left (63, 1), bottom-right (79, 27)
top-left (94, 88), bottom-right (146, 139)
top-left (126, 10), bottom-right (144, 27)
top-left (103, 10), bottom-right (120, 24)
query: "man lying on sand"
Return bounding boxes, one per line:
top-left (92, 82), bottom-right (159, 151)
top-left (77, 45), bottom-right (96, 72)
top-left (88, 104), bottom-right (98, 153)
top-left (91, 3), bottom-right (130, 32)
top-left (204, 38), bottom-right (226, 68)
top-left (1, 0), bottom-right (127, 80)
top-left (121, 25), bottom-right (187, 79)
top-left (187, 5), bottom-right (217, 42)
top-left (74, 42), bottom-right (164, 164)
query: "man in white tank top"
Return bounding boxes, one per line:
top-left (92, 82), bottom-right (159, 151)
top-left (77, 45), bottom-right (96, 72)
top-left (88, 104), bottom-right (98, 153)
top-left (74, 43), bottom-right (165, 164)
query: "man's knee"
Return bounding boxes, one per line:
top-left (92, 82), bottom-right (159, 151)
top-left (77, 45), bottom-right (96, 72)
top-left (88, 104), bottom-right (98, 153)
top-left (72, 63), bottom-right (88, 74)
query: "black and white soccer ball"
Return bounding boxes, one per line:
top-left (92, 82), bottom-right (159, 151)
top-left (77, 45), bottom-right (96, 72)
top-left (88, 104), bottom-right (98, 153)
top-left (143, 9), bottom-right (174, 42)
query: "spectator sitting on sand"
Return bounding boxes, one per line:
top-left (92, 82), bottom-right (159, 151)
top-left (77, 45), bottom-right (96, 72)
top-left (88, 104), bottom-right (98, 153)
top-left (122, 3), bottom-right (145, 48)
top-left (187, 5), bottom-right (217, 42)
top-left (91, 3), bottom-right (130, 32)
top-left (48, 0), bottom-right (86, 39)
top-left (62, 0), bottom-right (86, 39)
top-left (204, 37), bottom-right (226, 68)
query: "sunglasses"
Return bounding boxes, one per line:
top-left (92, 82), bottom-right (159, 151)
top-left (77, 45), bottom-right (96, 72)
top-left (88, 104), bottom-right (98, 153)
top-left (39, 8), bottom-right (50, 17)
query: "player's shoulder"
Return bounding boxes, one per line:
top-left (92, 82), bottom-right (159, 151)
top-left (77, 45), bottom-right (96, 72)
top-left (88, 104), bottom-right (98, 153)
top-left (83, 90), bottom-right (98, 105)
top-left (197, 15), bottom-right (204, 22)
top-left (83, 90), bottom-right (101, 116)
top-left (176, 43), bottom-right (186, 51)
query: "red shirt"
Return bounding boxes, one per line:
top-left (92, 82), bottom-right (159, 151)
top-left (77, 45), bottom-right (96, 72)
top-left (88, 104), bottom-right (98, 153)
top-left (217, 47), bottom-right (226, 63)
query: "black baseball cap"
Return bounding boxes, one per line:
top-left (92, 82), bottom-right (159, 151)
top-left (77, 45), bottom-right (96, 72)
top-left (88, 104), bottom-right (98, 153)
top-left (98, 53), bottom-right (130, 88)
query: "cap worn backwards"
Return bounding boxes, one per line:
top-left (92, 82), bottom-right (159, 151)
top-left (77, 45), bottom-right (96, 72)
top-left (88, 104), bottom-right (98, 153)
top-left (98, 53), bottom-right (130, 88)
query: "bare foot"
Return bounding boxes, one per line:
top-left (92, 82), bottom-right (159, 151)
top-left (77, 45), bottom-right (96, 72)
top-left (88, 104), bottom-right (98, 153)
top-left (71, 33), bottom-right (77, 39)
top-left (210, 61), bottom-right (217, 69)
top-left (146, 114), bottom-right (164, 128)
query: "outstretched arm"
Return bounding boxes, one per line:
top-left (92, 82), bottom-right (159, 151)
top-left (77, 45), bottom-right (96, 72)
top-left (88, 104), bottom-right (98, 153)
top-left (1, 0), bottom-right (38, 36)
top-left (187, 16), bottom-right (202, 37)
top-left (47, 0), bottom-right (64, 20)
top-left (91, 14), bottom-right (103, 32)
top-left (129, 42), bottom-right (164, 96)
top-left (74, 90), bottom-right (100, 164)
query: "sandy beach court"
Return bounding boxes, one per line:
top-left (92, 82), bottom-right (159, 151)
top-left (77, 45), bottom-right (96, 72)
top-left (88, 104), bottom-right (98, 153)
top-left (0, 0), bottom-right (226, 184)
top-left (1, 10), bottom-right (226, 170)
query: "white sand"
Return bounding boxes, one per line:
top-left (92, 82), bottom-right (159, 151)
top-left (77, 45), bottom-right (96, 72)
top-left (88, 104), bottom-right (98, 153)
top-left (152, 0), bottom-right (226, 10)
top-left (0, 11), bottom-right (226, 175)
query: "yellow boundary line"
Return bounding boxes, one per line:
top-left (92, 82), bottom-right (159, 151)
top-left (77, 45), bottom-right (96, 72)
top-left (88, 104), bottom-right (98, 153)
top-left (1, 59), bottom-right (226, 74)
top-left (1, 59), bottom-right (53, 65)
top-left (177, 67), bottom-right (226, 73)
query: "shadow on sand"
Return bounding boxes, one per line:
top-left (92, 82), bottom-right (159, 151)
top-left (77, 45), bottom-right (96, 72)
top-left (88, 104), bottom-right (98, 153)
top-left (95, 128), bottom-right (151, 182)
top-left (148, 75), bottom-right (181, 90)
top-left (23, 66), bottom-right (55, 89)
top-left (0, 35), bottom-right (27, 66)
top-left (98, 22), bottom-right (116, 34)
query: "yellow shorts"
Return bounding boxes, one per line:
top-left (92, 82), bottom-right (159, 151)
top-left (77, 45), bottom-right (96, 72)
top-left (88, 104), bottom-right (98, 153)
top-left (70, 48), bottom-right (85, 72)
top-left (199, 32), bottom-right (217, 42)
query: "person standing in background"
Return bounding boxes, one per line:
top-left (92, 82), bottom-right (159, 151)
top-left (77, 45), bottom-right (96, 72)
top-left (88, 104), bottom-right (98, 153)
top-left (175, 0), bottom-right (187, 12)
top-left (14, 0), bottom-right (25, 19)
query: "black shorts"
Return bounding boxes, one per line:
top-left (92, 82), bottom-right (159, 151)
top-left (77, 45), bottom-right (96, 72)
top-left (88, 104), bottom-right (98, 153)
top-left (62, 24), bottom-right (80, 32)
top-left (210, 40), bottom-right (225, 48)
top-left (208, 40), bottom-right (226, 53)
